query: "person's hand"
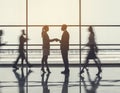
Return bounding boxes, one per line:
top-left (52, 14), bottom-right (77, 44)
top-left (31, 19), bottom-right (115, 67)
top-left (54, 38), bottom-right (60, 42)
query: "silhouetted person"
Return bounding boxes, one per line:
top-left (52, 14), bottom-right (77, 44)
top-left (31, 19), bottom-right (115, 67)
top-left (0, 30), bottom-right (6, 59)
top-left (80, 26), bottom-right (102, 76)
top-left (13, 67), bottom-right (32, 93)
top-left (81, 71), bottom-right (102, 93)
top-left (13, 30), bottom-right (32, 70)
top-left (0, 30), bottom-right (6, 47)
top-left (62, 74), bottom-right (69, 93)
top-left (41, 73), bottom-right (50, 93)
top-left (57, 24), bottom-right (70, 74)
top-left (41, 25), bottom-right (57, 73)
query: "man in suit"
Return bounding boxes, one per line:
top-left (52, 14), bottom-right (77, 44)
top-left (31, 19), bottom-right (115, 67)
top-left (58, 24), bottom-right (70, 74)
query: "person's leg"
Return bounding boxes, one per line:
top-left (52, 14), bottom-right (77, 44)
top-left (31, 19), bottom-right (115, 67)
top-left (25, 58), bottom-right (32, 67)
top-left (44, 55), bottom-right (51, 73)
top-left (96, 57), bottom-right (102, 70)
top-left (21, 57), bottom-right (24, 67)
top-left (13, 54), bottom-right (21, 69)
top-left (23, 52), bottom-right (32, 68)
top-left (93, 58), bottom-right (102, 75)
top-left (94, 58), bottom-right (101, 70)
top-left (80, 58), bottom-right (89, 74)
top-left (41, 56), bottom-right (45, 73)
top-left (61, 50), bottom-right (69, 74)
top-left (63, 51), bottom-right (69, 71)
top-left (41, 56), bottom-right (45, 69)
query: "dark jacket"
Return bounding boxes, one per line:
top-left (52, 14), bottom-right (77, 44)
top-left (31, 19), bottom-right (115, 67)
top-left (19, 35), bottom-right (27, 52)
top-left (60, 31), bottom-right (69, 51)
top-left (42, 32), bottom-right (50, 50)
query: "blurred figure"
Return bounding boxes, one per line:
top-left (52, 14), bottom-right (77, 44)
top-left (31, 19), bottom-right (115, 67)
top-left (57, 24), bottom-right (70, 74)
top-left (13, 67), bottom-right (32, 93)
top-left (62, 74), bottom-right (69, 93)
top-left (80, 26), bottom-right (102, 76)
top-left (80, 71), bottom-right (102, 93)
top-left (41, 25), bottom-right (57, 73)
top-left (0, 30), bottom-right (6, 46)
top-left (41, 73), bottom-right (50, 93)
top-left (0, 30), bottom-right (6, 59)
top-left (13, 29), bottom-right (32, 70)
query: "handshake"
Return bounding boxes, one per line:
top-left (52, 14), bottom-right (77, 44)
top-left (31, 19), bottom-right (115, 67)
top-left (53, 38), bottom-right (60, 42)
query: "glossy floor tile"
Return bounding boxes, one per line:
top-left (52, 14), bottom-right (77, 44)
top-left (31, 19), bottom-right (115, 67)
top-left (0, 67), bottom-right (120, 93)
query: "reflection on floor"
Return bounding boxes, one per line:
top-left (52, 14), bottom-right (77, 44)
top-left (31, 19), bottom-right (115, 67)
top-left (0, 67), bottom-right (80, 93)
top-left (1, 67), bottom-right (120, 93)
top-left (81, 67), bottom-right (120, 93)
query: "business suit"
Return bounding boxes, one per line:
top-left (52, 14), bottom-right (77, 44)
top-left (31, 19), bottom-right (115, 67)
top-left (60, 27), bottom-right (70, 74)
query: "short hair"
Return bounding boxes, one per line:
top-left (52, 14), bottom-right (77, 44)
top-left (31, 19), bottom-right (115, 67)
top-left (43, 25), bottom-right (49, 31)
top-left (62, 24), bottom-right (67, 29)
top-left (22, 29), bottom-right (26, 35)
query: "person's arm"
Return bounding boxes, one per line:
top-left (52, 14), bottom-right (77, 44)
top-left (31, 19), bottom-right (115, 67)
top-left (49, 38), bottom-right (60, 42)
top-left (49, 38), bottom-right (56, 42)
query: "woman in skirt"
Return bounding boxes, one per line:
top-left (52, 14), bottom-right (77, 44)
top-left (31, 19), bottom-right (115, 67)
top-left (80, 26), bottom-right (102, 76)
top-left (41, 25), bottom-right (57, 73)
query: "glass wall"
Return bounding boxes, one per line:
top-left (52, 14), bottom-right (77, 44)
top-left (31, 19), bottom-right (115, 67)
top-left (81, 0), bottom-right (120, 64)
top-left (0, 0), bottom-right (80, 65)
top-left (0, 0), bottom-right (25, 25)
top-left (82, 0), bottom-right (120, 25)
top-left (28, 0), bottom-right (79, 25)
top-left (0, 1), bottom-right (80, 93)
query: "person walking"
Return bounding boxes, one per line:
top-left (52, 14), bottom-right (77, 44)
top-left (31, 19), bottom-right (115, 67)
top-left (13, 29), bottom-right (32, 69)
top-left (80, 26), bottom-right (102, 76)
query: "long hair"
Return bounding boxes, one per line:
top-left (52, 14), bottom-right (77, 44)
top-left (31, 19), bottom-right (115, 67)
top-left (41, 25), bottom-right (48, 38)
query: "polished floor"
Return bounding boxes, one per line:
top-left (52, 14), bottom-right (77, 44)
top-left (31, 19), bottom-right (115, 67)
top-left (0, 67), bottom-right (80, 93)
top-left (81, 67), bottom-right (120, 93)
top-left (0, 67), bottom-right (120, 93)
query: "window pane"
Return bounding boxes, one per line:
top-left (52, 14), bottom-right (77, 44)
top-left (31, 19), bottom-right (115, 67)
top-left (28, 0), bottom-right (79, 25)
top-left (82, 0), bottom-right (120, 25)
top-left (0, 27), bottom-right (26, 64)
top-left (0, 0), bottom-right (25, 25)
top-left (81, 27), bottom-right (120, 64)
top-left (28, 26), bottom-right (79, 64)
top-left (81, 27), bottom-right (120, 44)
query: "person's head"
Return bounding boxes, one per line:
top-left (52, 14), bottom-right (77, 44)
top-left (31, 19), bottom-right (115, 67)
top-left (42, 25), bottom-right (49, 32)
top-left (61, 24), bottom-right (67, 31)
top-left (88, 26), bottom-right (93, 33)
top-left (42, 25), bottom-right (49, 37)
top-left (21, 29), bottom-right (26, 35)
